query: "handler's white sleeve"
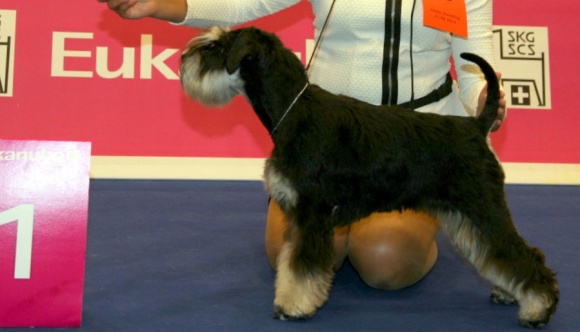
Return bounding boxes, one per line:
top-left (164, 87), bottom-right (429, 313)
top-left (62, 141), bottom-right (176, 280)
top-left (174, 0), bottom-right (499, 118)
top-left (177, 0), bottom-right (302, 27)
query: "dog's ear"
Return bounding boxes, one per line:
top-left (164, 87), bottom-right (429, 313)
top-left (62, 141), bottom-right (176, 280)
top-left (225, 28), bottom-right (261, 74)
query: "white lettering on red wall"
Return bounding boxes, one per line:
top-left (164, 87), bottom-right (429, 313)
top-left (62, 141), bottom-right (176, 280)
top-left (51, 32), bottom-right (179, 80)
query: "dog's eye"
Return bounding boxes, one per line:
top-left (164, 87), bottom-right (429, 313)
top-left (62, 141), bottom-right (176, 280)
top-left (200, 42), bottom-right (218, 54)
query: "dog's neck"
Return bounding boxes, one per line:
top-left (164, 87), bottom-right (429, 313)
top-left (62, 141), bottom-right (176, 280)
top-left (239, 51), bottom-right (310, 136)
top-left (271, 82), bottom-right (310, 134)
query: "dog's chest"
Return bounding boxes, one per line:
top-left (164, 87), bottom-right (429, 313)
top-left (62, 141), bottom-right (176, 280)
top-left (263, 160), bottom-right (299, 210)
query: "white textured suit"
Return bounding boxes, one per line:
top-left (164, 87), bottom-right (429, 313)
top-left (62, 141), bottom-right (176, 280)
top-left (178, 0), bottom-right (496, 116)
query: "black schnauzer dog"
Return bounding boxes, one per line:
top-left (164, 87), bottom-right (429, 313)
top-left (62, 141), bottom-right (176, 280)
top-left (180, 26), bottom-right (558, 328)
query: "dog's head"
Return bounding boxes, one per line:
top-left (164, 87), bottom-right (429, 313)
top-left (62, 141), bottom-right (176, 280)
top-left (180, 26), bottom-right (305, 107)
top-left (180, 26), bottom-right (243, 106)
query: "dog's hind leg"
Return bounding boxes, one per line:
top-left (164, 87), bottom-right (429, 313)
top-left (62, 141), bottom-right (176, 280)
top-left (436, 204), bottom-right (558, 328)
top-left (273, 205), bottom-right (335, 320)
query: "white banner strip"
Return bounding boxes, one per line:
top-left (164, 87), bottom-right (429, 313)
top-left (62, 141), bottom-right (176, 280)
top-left (90, 156), bottom-right (265, 180)
top-left (90, 156), bottom-right (580, 185)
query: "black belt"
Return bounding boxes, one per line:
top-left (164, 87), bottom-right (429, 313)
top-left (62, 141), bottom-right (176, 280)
top-left (397, 73), bottom-right (453, 109)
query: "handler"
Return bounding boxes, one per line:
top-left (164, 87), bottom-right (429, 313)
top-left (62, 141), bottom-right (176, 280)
top-left (100, 0), bottom-right (506, 290)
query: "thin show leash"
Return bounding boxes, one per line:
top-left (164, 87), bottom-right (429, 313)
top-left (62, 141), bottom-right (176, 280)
top-left (270, 0), bottom-right (338, 134)
top-left (270, 82), bottom-right (309, 133)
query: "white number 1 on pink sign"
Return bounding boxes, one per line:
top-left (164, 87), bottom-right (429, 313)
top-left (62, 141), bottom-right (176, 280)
top-left (0, 204), bottom-right (34, 279)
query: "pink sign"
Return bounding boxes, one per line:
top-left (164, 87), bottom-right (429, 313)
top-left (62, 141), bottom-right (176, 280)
top-left (0, 139), bottom-right (91, 327)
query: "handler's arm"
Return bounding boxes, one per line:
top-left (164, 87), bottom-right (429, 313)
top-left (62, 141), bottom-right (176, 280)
top-left (451, 0), bottom-right (506, 130)
top-left (99, 0), bottom-right (302, 27)
top-left (98, 0), bottom-right (187, 22)
top-left (177, 0), bottom-right (302, 27)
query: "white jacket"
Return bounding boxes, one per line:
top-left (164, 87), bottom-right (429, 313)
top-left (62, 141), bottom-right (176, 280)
top-left (178, 0), bottom-right (496, 117)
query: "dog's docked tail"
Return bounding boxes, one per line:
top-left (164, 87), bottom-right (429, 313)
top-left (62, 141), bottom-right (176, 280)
top-left (460, 53), bottom-right (500, 135)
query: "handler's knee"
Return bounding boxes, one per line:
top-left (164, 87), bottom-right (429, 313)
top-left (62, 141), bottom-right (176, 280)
top-left (347, 211), bottom-right (439, 290)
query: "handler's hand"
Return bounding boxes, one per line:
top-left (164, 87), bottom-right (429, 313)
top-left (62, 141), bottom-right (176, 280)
top-left (477, 71), bottom-right (507, 132)
top-left (98, 0), bottom-right (186, 22)
top-left (98, 0), bottom-right (156, 19)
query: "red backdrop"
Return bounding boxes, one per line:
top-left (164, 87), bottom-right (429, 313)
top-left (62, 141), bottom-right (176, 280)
top-left (1, 0), bottom-right (578, 163)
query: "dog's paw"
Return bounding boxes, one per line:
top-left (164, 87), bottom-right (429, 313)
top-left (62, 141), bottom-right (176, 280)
top-left (518, 315), bottom-right (552, 329)
top-left (273, 291), bottom-right (320, 321)
top-left (517, 290), bottom-right (558, 329)
top-left (490, 286), bottom-right (517, 305)
top-left (273, 245), bottom-right (332, 322)
top-left (273, 305), bottom-right (314, 321)
top-left (518, 303), bottom-right (557, 329)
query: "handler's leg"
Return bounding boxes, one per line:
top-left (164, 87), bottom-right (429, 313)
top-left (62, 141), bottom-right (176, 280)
top-left (347, 210), bottom-right (439, 290)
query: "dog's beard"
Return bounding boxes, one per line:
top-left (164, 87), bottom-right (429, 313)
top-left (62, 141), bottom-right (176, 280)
top-left (180, 54), bottom-right (244, 106)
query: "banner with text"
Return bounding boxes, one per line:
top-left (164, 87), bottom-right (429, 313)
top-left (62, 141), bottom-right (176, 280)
top-left (0, 1), bottom-right (578, 164)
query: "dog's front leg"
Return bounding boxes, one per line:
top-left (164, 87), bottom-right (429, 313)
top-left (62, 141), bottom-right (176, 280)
top-left (273, 210), bottom-right (334, 320)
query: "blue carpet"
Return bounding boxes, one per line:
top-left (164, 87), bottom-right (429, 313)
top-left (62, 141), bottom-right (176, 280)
top-left (5, 181), bottom-right (578, 331)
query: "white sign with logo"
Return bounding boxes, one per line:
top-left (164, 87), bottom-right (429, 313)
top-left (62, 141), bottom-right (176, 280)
top-left (0, 10), bottom-right (16, 97)
top-left (492, 25), bottom-right (551, 110)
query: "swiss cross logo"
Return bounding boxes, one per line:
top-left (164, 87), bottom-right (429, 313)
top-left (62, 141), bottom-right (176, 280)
top-left (510, 85), bottom-right (531, 106)
top-left (492, 26), bottom-right (551, 110)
